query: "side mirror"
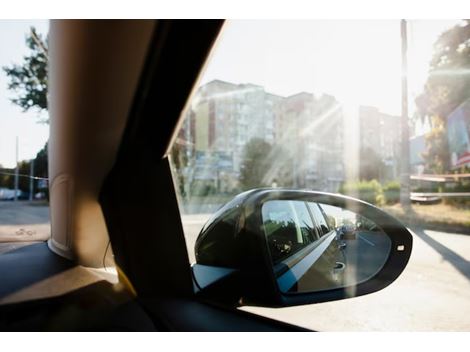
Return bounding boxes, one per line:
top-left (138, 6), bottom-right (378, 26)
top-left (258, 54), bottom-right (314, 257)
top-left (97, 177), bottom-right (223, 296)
top-left (192, 189), bottom-right (412, 308)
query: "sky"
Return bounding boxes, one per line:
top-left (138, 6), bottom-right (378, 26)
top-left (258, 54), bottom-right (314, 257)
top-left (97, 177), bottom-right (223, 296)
top-left (0, 19), bottom-right (460, 168)
top-left (0, 20), bottom-right (48, 168)
top-left (201, 20), bottom-right (459, 116)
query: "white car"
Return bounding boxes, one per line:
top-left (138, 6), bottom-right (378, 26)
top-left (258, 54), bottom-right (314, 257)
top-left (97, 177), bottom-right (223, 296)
top-left (0, 188), bottom-right (16, 201)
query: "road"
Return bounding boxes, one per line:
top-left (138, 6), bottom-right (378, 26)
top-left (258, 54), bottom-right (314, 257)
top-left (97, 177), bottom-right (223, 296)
top-left (2, 204), bottom-right (470, 330)
top-left (182, 214), bottom-right (470, 331)
top-left (340, 230), bottom-right (392, 284)
top-left (0, 202), bottom-right (50, 254)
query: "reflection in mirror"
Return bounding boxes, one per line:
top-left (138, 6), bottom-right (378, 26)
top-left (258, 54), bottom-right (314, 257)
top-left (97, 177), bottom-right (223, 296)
top-left (261, 200), bottom-right (392, 294)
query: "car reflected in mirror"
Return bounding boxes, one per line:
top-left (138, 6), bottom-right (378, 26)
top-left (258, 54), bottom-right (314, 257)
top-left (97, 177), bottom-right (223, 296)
top-left (192, 189), bottom-right (412, 308)
top-left (262, 200), bottom-right (391, 294)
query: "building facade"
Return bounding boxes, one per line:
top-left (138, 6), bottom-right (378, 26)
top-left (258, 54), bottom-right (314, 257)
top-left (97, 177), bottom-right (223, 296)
top-left (180, 79), bottom-right (346, 193)
top-left (359, 106), bottom-right (401, 181)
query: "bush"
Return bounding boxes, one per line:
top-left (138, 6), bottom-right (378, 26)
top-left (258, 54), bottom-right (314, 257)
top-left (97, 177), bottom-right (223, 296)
top-left (443, 180), bottom-right (470, 206)
top-left (444, 180), bottom-right (470, 192)
top-left (191, 182), bottom-right (217, 197)
top-left (383, 181), bottom-right (400, 204)
top-left (339, 179), bottom-right (384, 206)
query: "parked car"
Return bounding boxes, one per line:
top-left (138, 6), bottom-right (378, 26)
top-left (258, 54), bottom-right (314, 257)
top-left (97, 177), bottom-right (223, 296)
top-left (0, 188), bottom-right (26, 201)
top-left (195, 191), bottom-right (351, 293)
top-left (34, 192), bottom-right (46, 200)
top-left (0, 188), bottom-right (15, 200)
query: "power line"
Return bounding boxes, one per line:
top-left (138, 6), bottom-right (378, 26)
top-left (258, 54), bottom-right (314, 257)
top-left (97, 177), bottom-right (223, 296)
top-left (0, 171), bottom-right (48, 181)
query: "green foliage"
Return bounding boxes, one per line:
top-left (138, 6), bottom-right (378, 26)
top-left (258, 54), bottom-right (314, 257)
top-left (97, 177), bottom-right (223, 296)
top-left (339, 179), bottom-right (385, 206)
top-left (359, 147), bottom-right (385, 181)
top-left (0, 143), bottom-right (48, 196)
top-left (421, 116), bottom-right (450, 173)
top-left (383, 180), bottom-right (400, 191)
top-left (2, 27), bottom-right (48, 120)
top-left (383, 181), bottom-right (400, 204)
top-left (340, 180), bottom-right (402, 205)
top-left (192, 183), bottom-right (217, 197)
top-left (415, 20), bottom-right (470, 173)
top-left (0, 28), bottom-right (50, 198)
top-left (33, 142), bottom-right (48, 180)
top-left (239, 138), bottom-right (293, 190)
top-left (0, 164), bottom-right (14, 189)
top-left (239, 138), bottom-right (272, 190)
top-left (443, 177), bottom-right (470, 206)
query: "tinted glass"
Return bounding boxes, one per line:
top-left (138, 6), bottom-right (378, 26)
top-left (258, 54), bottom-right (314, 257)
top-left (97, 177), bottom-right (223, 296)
top-left (308, 202), bottom-right (330, 236)
top-left (262, 199), bottom-right (392, 294)
top-left (262, 200), bottom-right (316, 263)
top-left (170, 19), bottom-right (470, 331)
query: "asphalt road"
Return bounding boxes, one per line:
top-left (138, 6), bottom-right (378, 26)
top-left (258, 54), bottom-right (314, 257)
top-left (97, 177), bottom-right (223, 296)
top-left (181, 214), bottom-right (470, 331)
top-left (340, 230), bottom-right (392, 284)
top-left (2, 205), bottom-right (470, 330)
top-left (0, 202), bottom-right (50, 254)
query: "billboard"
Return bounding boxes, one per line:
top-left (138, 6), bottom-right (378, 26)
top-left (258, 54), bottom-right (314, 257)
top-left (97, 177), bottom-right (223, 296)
top-left (447, 100), bottom-right (470, 169)
top-left (193, 151), bottom-right (234, 180)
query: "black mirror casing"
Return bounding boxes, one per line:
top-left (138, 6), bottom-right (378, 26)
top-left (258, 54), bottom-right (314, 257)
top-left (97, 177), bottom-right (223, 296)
top-left (193, 189), bottom-right (413, 308)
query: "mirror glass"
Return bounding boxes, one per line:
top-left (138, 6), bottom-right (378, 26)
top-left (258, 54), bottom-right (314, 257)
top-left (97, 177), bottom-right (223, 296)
top-left (261, 200), bottom-right (392, 294)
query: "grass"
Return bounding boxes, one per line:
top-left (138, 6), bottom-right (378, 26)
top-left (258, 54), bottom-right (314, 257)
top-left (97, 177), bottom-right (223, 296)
top-left (382, 203), bottom-right (470, 234)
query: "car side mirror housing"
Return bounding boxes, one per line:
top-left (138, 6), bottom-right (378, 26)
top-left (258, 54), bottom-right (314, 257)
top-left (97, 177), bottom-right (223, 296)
top-left (192, 189), bottom-right (412, 308)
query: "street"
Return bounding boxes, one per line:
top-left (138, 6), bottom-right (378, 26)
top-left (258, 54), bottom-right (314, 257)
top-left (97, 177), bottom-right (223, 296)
top-left (1, 204), bottom-right (470, 330)
top-left (0, 202), bottom-right (50, 254)
top-left (178, 214), bottom-right (470, 331)
top-left (240, 226), bottom-right (470, 331)
top-left (340, 230), bottom-right (392, 284)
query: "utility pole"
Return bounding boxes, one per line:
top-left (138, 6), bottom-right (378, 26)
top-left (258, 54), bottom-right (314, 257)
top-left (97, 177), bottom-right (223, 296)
top-left (14, 137), bottom-right (19, 202)
top-left (29, 158), bottom-right (34, 201)
top-left (400, 19), bottom-right (411, 209)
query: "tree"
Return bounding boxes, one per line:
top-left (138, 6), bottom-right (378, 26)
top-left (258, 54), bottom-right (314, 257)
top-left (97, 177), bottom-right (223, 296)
top-left (33, 142), bottom-right (48, 180)
top-left (415, 20), bottom-right (470, 173)
top-left (239, 138), bottom-right (273, 190)
top-left (271, 144), bottom-right (294, 188)
top-left (3, 27), bottom-right (48, 119)
top-left (359, 147), bottom-right (385, 181)
top-left (239, 138), bottom-right (293, 190)
top-left (0, 142), bottom-right (49, 194)
top-left (421, 116), bottom-right (450, 173)
top-left (0, 164), bottom-right (13, 189)
top-left (2, 27), bottom-right (49, 194)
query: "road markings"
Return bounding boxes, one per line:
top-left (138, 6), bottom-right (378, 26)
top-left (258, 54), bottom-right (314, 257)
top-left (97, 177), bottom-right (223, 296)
top-left (358, 234), bottom-right (375, 246)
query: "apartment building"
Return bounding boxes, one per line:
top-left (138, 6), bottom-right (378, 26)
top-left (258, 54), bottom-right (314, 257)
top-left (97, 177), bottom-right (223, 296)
top-left (182, 79), bottom-right (345, 193)
top-left (359, 106), bottom-right (401, 181)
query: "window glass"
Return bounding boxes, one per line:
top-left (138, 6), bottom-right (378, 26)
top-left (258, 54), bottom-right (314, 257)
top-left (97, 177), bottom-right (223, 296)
top-left (307, 202), bottom-right (330, 236)
top-left (170, 19), bottom-right (470, 331)
top-left (262, 200), bottom-right (316, 263)
top-left (0, 21), bottom-right (50, 254)
top-left (292, 201), bottom-right (317, 243)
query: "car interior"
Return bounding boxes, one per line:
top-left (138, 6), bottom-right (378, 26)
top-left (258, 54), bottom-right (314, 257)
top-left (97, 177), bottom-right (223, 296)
top-left (0, 19), bottom-right (317, 332)
top-left (0, 18), bottom-right (421, 332)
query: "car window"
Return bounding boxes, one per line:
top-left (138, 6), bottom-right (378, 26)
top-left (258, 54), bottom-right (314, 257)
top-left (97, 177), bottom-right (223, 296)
top-left (262, 200), bottom-right (316, 263)
top-left (307, 202), bottom-right (331, 236)
top-left (0, 21), bottom-right (50, 255)
top-left (169, 19), bottom-right (470, 331)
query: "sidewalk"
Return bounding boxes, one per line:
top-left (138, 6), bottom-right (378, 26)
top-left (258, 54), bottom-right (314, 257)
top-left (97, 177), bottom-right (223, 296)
top-left (383, 203), bottom-right (470, 234)
top-left (0, 201), bottom-right (50, 243)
